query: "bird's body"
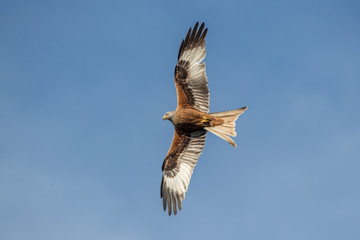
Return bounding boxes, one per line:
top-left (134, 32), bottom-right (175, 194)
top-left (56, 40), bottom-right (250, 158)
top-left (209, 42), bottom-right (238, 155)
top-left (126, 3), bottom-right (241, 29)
top-left (166, 107), bottom-right (224, 131)
top-left (161, 22), bottom-right (247, 215)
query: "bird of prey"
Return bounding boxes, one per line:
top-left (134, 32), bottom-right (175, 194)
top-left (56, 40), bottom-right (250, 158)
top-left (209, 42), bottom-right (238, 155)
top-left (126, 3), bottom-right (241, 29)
top-left (161, 22), bottom-right (247, 215)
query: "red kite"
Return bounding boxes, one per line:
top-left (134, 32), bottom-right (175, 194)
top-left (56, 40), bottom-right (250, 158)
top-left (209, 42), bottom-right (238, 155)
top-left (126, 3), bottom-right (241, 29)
top-left (161, 22), bottom-right (247, 215)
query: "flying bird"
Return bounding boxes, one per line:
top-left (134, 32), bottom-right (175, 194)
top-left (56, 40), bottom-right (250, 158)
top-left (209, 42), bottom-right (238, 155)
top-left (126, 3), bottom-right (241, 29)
top-left (161, 22), bottom-right (247, 215)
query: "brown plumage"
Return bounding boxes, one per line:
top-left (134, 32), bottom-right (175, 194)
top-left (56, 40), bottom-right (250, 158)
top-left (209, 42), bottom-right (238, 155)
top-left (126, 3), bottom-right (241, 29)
top-left (161, 22), bottom-right (247, 215)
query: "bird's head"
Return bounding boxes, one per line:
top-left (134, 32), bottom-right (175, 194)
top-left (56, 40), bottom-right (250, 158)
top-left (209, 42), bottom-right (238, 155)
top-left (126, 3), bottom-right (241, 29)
top-left (163, 111), bottom-right (175, 121)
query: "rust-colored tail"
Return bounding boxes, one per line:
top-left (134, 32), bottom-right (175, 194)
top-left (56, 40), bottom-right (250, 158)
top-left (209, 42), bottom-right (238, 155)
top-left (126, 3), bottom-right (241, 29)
top-left (204, 106), bottom-right (247, 147)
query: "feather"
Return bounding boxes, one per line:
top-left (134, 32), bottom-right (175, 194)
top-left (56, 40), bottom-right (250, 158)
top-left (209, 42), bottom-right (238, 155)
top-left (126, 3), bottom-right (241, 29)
top-left (161, 130), bottom-right (206, 215)
top-left (175, 22), bottom-right (209, 113)
top-left (204, 107), bottom-right (248, 147)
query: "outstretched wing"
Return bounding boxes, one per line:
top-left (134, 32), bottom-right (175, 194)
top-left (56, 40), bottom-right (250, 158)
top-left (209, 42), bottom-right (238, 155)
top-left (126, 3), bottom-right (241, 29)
top-left (161, 129), bottom-right (207, 215)
top-left (175, 22), bottom-right (209, 113)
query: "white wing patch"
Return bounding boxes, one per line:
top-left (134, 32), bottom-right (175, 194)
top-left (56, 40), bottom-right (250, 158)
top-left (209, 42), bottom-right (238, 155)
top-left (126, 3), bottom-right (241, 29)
top-left (161, 131), bottom-right (206, 215)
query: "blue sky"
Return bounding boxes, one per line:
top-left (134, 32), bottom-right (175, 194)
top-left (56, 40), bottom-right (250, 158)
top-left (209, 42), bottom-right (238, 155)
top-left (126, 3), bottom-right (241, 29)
top-left (1, 0), bottom-right (360, 239)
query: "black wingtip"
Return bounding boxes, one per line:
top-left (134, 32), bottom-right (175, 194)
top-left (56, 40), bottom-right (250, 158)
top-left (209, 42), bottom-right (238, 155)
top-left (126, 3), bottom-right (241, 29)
top-left (160, 177), bottom-right (164, 198)
top-left (177, 22), bottom-right (208, 60)
top-left (200, 22), bottom-right (205, 29)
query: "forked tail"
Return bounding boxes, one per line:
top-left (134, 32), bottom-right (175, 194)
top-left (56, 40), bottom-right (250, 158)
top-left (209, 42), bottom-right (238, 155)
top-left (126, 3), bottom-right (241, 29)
top-left (204, 106), bottom-right (247, 147)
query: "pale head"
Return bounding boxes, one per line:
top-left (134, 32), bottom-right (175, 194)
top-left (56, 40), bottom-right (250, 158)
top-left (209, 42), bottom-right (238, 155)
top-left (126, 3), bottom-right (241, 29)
top-left (163, 111), bottom-right (176, 121)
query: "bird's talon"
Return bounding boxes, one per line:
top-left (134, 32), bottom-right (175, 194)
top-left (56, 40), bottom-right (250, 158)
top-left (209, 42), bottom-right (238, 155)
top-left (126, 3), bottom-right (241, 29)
top-left (201, 116), bottom-right (210, 123)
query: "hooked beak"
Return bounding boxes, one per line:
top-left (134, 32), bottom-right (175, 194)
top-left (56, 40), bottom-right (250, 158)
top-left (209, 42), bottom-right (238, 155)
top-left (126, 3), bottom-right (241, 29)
top-left (163, 115), bottom-right (168, 120)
